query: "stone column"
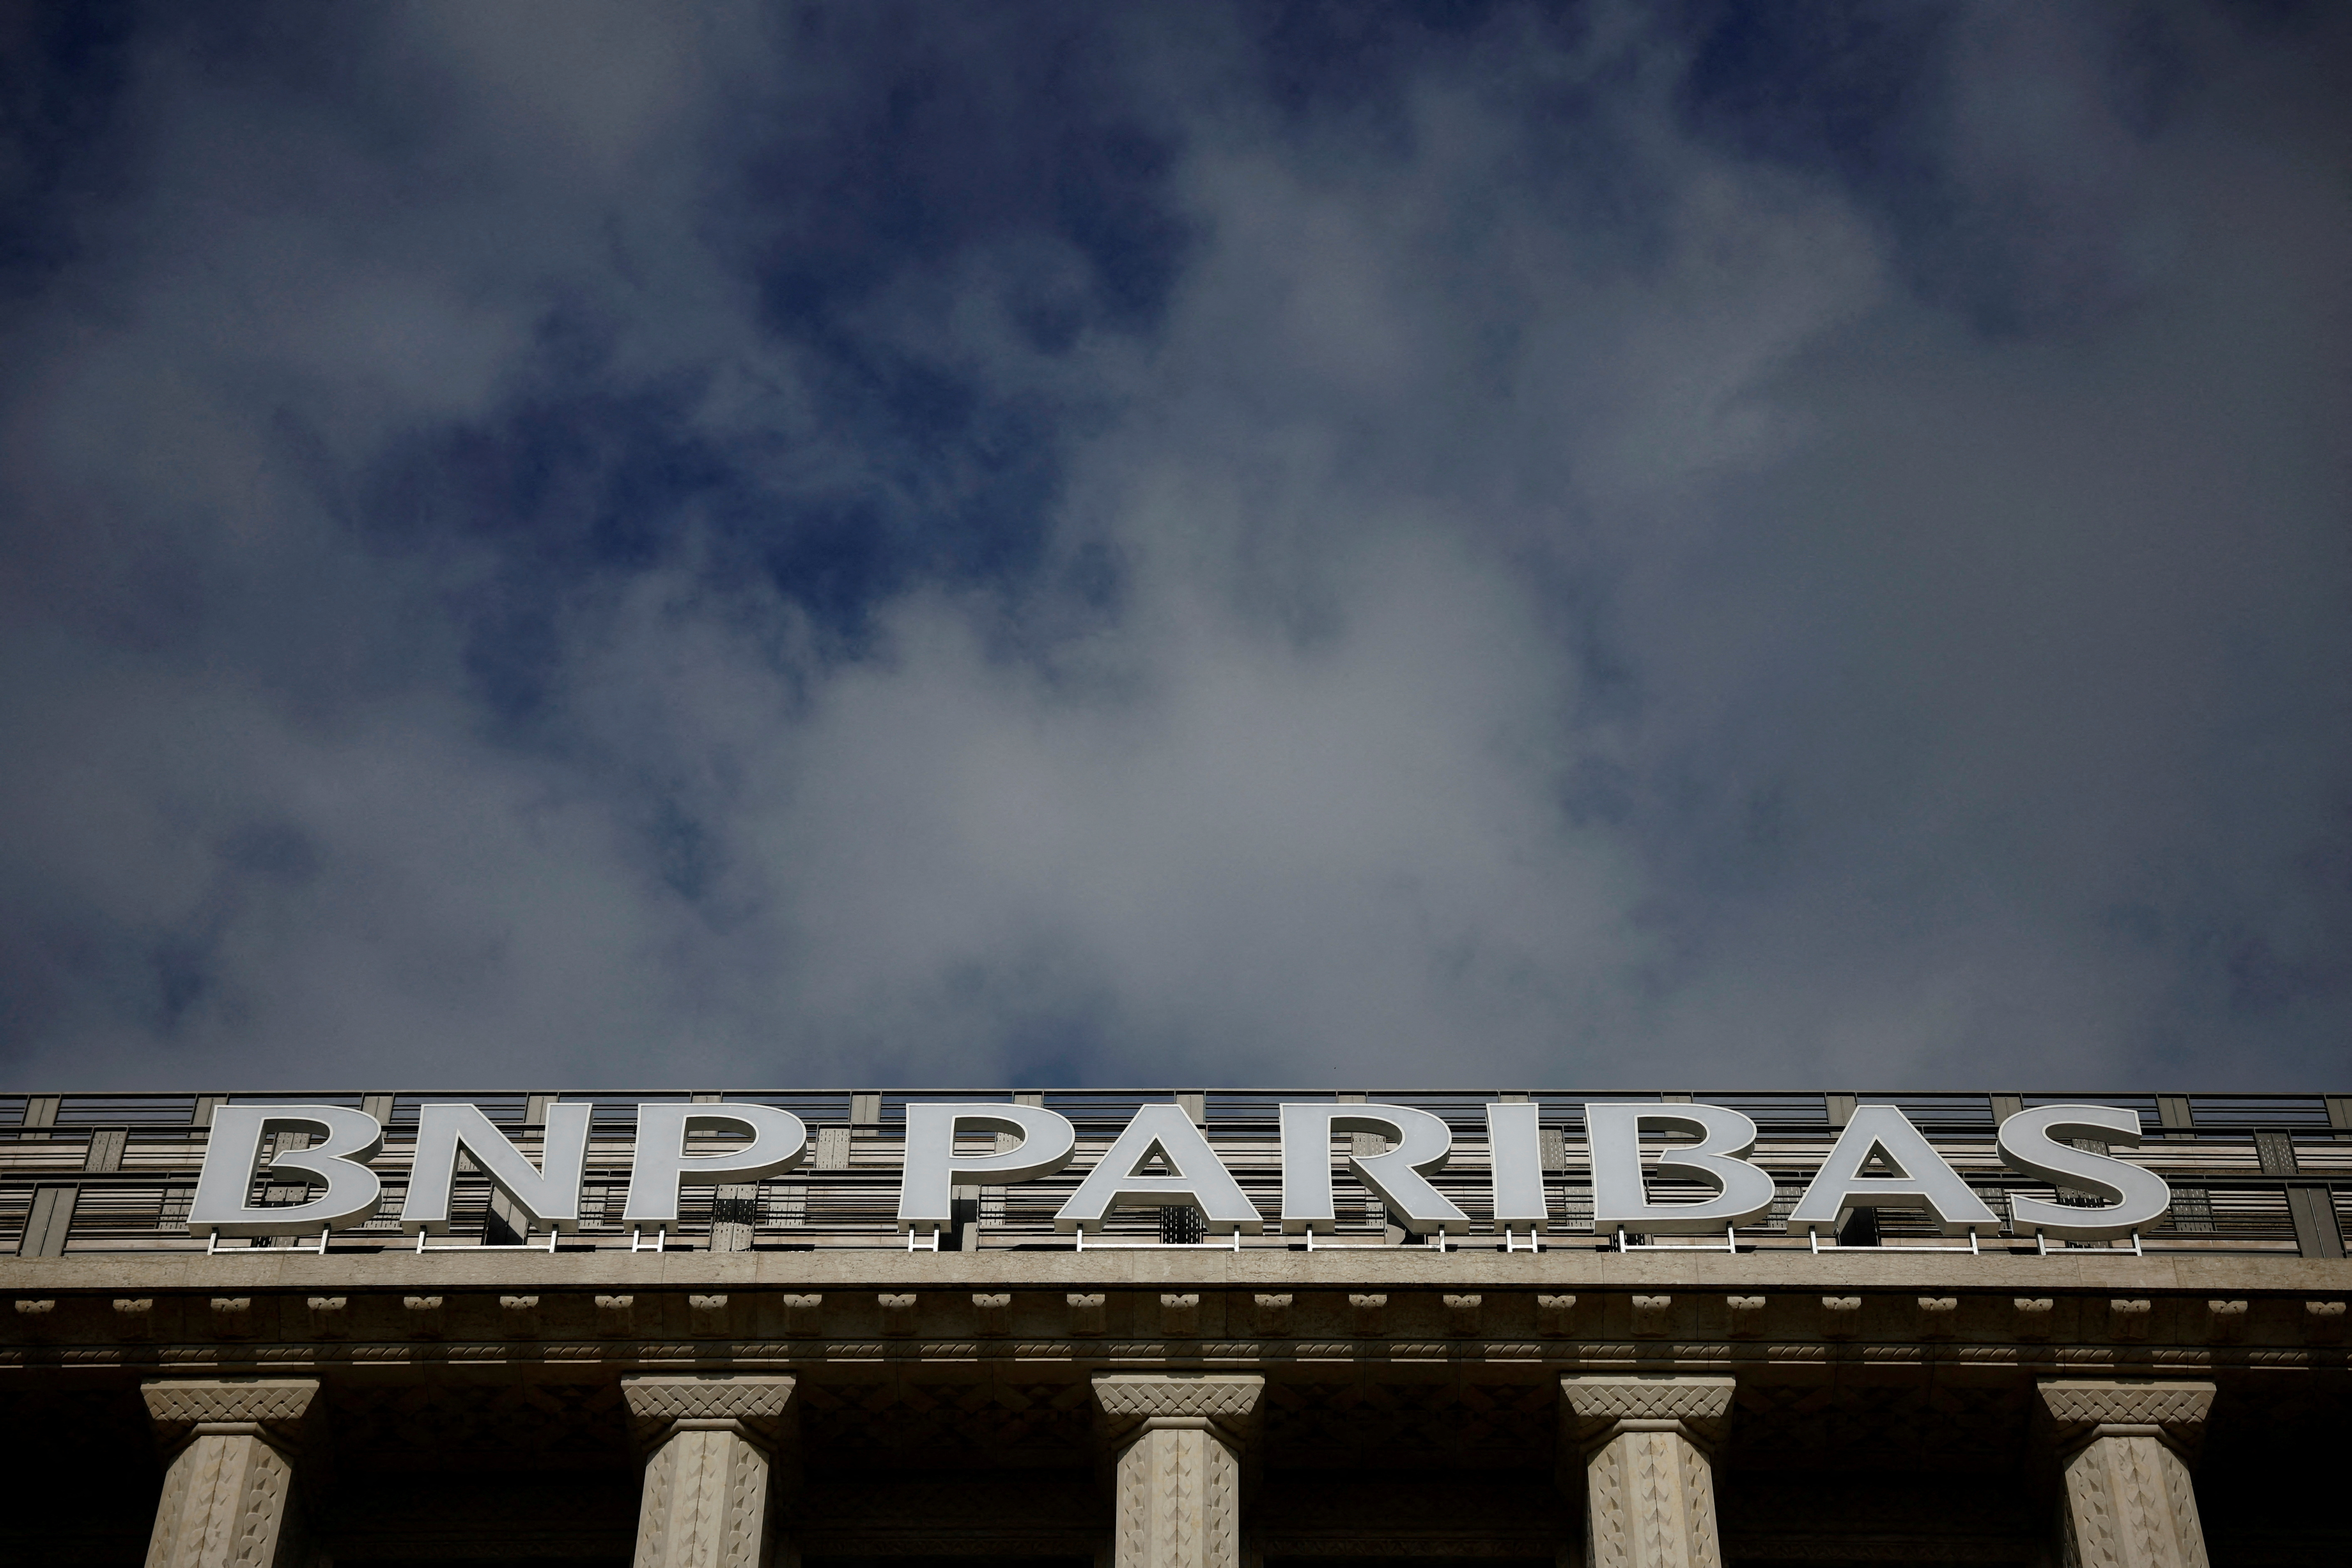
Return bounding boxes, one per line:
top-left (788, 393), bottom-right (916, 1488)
top-left (141, 1378), bottom-right (319, 1568)
top-left (1092, 1372), bottom-right (1264, 1568)
top-left (2038, 1380), bottom-right (2215, 1568)
top-left (624, 1373), bottom-right (799, 1568)
top-left (1560, 1374), bottom-right (1735, 1568)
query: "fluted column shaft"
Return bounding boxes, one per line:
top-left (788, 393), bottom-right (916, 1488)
top-left (141, 1379), bottom-right (319, 1568)
top-left (625, 1374), bottom-right (799, 1568)
top-left (2039, 1381), bottom-right (2215, 1568)
top-left (1561, 1375), bottom-right (1734, 1568)
top-left (1093, 1372), bottom-right (1264, 1568)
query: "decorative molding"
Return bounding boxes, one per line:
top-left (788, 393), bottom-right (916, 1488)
top-left (622, 1373), bottom-right (798, 1439)
top-left (143, 1378), bottom-right (320, 1430)
top-left (2036, 1380), bottom-right (2214, 1437)
top-left (1159, 1294), bottom-right (1201, 1338)
top-left (1562, 1375), bottom-right (1735, 1452)
top-left (1093, 1372), bottom-right (1265, 1426)
top-left (2200, 1301), bottom-right (2245, 1345)
top-left (2308, 1300), bottom-right (2347, 1345)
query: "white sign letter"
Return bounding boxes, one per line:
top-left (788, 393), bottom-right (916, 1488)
top-left (402, 1101), bottom-right (592, 1235)
top-left (622, 1101), bottom-right (807, 1226)
top-left (1587, 1102), bottom-right (1777, 1234)
top-left (1056, 1104), bottom-right (1261, 1234)
top-left (898, 1102), bottom-right (1077, 1234)
top-left (1278, 1103), bottom-right (1469, 1235)
top-left (1486, 1102), bottom-right (1550, 1231)
top-left (1998, 1103), bottom-right (2171, 1241)
top-left (188, 1104), bottom-right (385, 1238)
top-left (1788, 1104), bottom-right (1999, 1237)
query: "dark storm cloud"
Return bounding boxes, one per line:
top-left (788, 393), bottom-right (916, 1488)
top-left (0, 1), bottom-right (2346, 1089)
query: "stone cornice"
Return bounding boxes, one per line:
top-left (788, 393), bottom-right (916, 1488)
top-left (2, 1248), bottom-right (2345, 1295)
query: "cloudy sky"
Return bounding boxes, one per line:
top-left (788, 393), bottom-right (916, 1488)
top-left (2, 1), bottom-right (2347, 1093)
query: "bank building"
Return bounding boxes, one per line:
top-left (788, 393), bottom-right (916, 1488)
top-left (2, 1090), bottom-right (2348, 1568)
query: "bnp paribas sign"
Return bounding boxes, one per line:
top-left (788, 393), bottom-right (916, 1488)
top-left (189, 1098), bottom-right (2172, 1245)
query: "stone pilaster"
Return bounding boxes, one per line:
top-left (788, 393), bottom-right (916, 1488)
top-left (141, 1378), bottom-right (319, 1568)
top-left (623, 1373), bottom-right (799, 1568)
top-left (1093, 1372), bottom-right (1264, 1568)
top-left (1560, 1374), bottom-right (1735, 1568)
top-left (2038, 1380), bottom-right (2216, 1568)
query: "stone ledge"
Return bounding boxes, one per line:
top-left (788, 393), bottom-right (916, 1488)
top-left (5, 1248), bottom-right (2345, 1298)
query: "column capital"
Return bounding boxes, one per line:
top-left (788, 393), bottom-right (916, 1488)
top-left (143, 1378), bottom-right (319, 1454)
top-left (2037, 1379), bottom-right (2214, 1456)
top-left (622, 1372), bottom-right (797, 1451)
top-left (1561, 1374), bottom-right (1735, 1452)
top-left (1092, 1371), bottom-right (1264, 1449)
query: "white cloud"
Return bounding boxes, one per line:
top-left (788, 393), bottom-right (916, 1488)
top-left (2, 3), bottom-right (2347, 1090)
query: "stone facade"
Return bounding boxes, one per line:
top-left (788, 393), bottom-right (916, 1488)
top-left (2, 1089), bottom-right (2347, 1566)
top-left (0, 1250), bottom-right (2341, 1568)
